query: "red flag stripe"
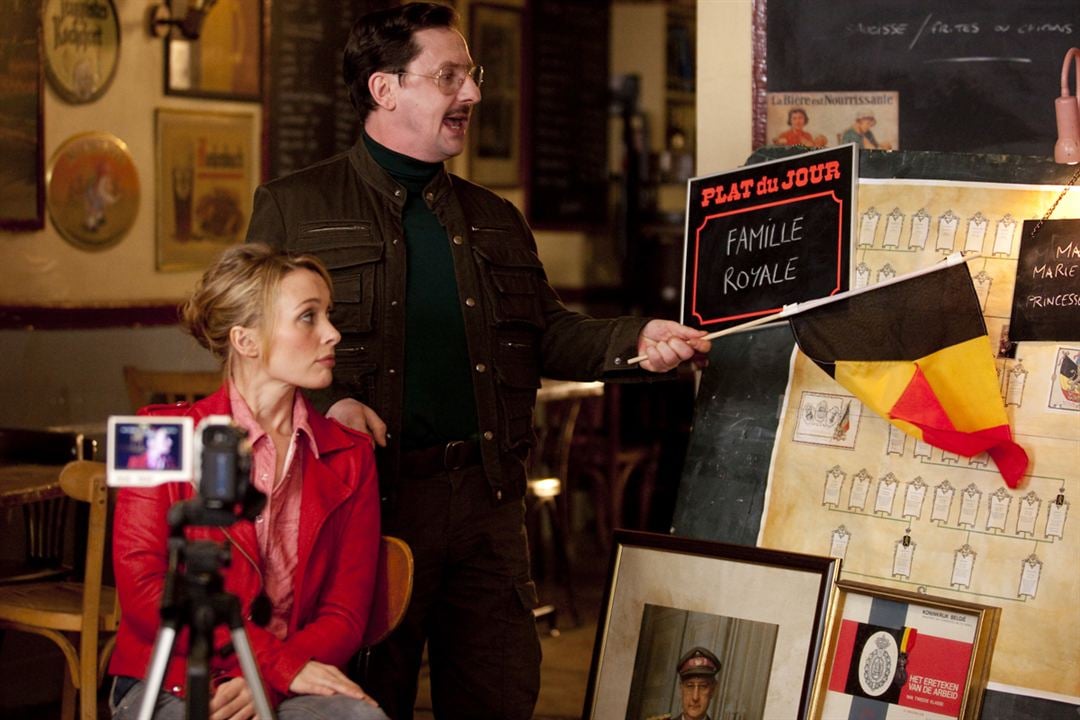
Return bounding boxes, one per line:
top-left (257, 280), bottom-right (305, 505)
top-left (890, 366), bottom-right (1027, 487)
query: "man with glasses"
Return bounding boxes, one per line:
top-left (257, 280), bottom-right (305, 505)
top-left (648, 647), bottom-right (722, 720)
top-left (246, 4), bottom-right (709, 718)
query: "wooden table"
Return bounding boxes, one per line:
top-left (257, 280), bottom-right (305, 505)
top-left (0, 464), bottom-right (63, 509)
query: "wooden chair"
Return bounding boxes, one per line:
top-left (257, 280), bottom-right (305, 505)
top-left (0, 428), bottom-right (94, 584)
top-left (570, 385), bottom-right (662, 554)
top-left (0, 461), bottom-right (120, 720)
top-left (353, 536), bottom-right (413, 683)
top-left (122, 365), bottom-right (221, 411)
top-left (526, 382), bottom-right (603, 632)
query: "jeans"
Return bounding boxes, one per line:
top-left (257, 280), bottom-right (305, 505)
top-left (109, 677), bottom-right (389, 720)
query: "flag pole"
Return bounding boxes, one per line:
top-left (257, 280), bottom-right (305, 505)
top-left (627, 252), bottom-right (982, 366)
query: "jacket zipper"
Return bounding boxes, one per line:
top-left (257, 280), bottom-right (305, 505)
top-left (304, 224), bottom-right (367, 233)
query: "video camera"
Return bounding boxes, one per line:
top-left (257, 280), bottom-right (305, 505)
top-left (108, 416), bottom-right (276, 720)
top-left (106, 415), bottom-right (260, 524)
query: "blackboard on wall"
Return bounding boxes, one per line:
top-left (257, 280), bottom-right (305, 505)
top-left (263, 0), bottom-right (394, 181)
top-left (1012, 218), bottom-right (1080, 341)
top-left (526, 0), bottom-right (610, 228)
top-left (759, 0), bottom-right (1079, 155)
top-left (673, 148), bottom-right (1079, 719)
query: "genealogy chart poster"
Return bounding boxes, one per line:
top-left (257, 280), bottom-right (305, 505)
top-left (758, 178), bottom-right (1080, 701)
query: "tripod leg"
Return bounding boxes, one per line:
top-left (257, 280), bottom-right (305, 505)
top-left (136, 625), bottom-right (179, 720)
top-left (229, 626), bottom-right (276, 720)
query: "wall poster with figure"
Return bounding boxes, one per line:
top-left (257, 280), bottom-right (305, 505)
top-left (468, 3), bottom-right (522, 186)
top-left (584, 530), bottom-right (839, 719)
top-left (155, 109), bottom-right (255, 271)
top-left (165, 0), bottom-right (261, 100)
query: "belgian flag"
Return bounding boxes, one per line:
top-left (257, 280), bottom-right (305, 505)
top-left (790, 262), bottom-right (1028, 487)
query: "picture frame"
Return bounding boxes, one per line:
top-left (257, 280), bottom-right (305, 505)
top-left (165, 0), bottom-right (261, 101)
top-left (41, 0), bottom-right (121, 104)
top-left (468, 3), bottom-right (522, 187)
top-left (0, 1), bottom-right (45, 231)
top-left (819, 580), bottom-right (1000, 720)
top-left (584, 530), bottom-right (840, 719)
top-left (155, 109), bottom-right (256, 271)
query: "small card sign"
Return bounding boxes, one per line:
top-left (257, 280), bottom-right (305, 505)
top-left (1012, 219), bottom-right (1080, 341)
top-left (681, 145), bottom-right (856, 331)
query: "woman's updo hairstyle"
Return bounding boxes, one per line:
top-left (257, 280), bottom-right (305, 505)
top-left (181, 243), bottom-right (334, 367)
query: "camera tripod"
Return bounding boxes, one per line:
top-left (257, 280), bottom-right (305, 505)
top-left (136, 498), bottom-right (275, 720)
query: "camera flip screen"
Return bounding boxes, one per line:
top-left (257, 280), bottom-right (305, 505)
top-left (106, 416), bottom-right (194, 488)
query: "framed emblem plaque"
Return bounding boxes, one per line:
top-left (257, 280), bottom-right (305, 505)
top-left (46, 132), bottom-right (140, 251)
top-left (820, 580), bottom-right (1000, 720)
top-left (41, 0), bottom-right (121, 104)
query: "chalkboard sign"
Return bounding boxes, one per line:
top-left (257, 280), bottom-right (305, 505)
top-left (526, 0), bottom-right (610, 228)
top-left (681, 145), bottom-right (856, 331)
top-left (760, 0), bottom-right (1080, 155)
top-left (1013, 218), bottom-right (1080, 341)
top-left (263, 1), bottom-right (393, 181)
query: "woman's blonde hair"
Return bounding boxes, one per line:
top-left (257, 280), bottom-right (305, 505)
top-left (180, 243), bottom-right (334, 370)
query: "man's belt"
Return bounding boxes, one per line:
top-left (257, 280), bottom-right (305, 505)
top-left (399, 439), bottom-right (481, 477)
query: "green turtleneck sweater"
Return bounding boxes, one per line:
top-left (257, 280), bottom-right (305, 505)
top-left (363, 133), bottom-right (478, 450)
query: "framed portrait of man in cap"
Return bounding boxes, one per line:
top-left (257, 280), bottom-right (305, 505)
top-left (625, 611), bottom-right (779, 720)
top-left (584, 530), bottom-right (840, 719)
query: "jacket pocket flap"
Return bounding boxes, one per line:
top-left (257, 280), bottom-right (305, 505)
top-left (471, 242), bottom-right (542, 270)
top-left (298, 222), bottom-right (382, 269)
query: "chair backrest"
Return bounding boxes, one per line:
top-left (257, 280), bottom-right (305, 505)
top-left (58, 461), bottom-right (111, 650)
top-left (361, 536), bottom-right (413, 648)
top-left (123, 366), bottom-right (221, 411)
top-left (0, 429), bottom-right (90, 577)
top-left (531, 396), bottom-right (587, 483)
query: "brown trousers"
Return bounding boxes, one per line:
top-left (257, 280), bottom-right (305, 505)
top-left (362, 464), bottom-right (541, 720)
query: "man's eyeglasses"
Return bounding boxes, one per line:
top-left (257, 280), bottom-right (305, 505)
top-left (397, 65), bottom-right (484, 95)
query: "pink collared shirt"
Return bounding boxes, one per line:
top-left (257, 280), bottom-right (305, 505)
top-left (228, 384), bottom-right (317, 640)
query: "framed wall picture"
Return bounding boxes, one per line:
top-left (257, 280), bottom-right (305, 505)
top-left (41, 0), bottom-right (120, 104)
top-left (468, 3), bottom-right (522, 187)
top-left (0, 1), bottom-right (44, 231)
top-left (46, 132), bottom-right (140, 251)
top-left (155, 109), bottom-right (255, 271)
top-left (820, 580), bottom-right (1000, 720)
top-left (584, 530), bottom-right (840, 719)
top-left (165, 0), bottom-right (261, 100)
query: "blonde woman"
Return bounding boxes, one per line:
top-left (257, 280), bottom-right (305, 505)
top-left (109, 244), bottom-right (387, 720)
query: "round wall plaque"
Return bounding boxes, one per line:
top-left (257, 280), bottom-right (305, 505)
top-left (47, 132), bottom-right (140, 251)
top-left (41, 0), bottom-right (121, 104)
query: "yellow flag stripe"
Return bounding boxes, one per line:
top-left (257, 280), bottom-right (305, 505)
top-left (834, 336), bottom-right (1006, 434)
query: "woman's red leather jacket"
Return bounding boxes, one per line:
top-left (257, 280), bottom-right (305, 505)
top-left (108, 386), bottom-right (380, 706)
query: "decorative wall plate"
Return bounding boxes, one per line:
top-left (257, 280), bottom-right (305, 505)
top-left (41, 0), bottom-right (120, 104)
top-left (47, 131), bottom-right (139, 250)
